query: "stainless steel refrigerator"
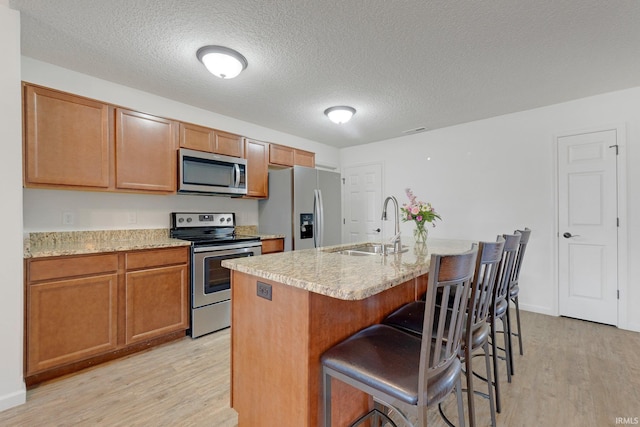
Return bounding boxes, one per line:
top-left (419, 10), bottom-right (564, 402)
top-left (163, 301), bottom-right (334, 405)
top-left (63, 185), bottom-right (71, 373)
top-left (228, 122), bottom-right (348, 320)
top-left (258, 166), bottom-right (342, 251)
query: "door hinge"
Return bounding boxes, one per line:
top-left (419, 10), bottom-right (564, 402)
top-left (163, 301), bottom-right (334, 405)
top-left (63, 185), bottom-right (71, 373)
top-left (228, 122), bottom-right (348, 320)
top-left (609, 144), bottom-right (619, 155)
top-left (342, 178), bottom-right (346, 184)
top-left (617, 290), bottom-right (620, 299)
top-left (617, 217), bottom-right (620, 227)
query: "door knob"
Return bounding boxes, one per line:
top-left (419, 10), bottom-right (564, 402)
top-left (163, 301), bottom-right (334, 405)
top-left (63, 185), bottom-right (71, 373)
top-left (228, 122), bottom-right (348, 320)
top-left (563, 232), bottom-right (579, 238)
top-left (374, 228), bottom-right (381, 233)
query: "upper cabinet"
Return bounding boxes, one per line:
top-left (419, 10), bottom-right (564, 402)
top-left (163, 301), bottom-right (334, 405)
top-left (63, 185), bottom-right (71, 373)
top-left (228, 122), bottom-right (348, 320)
top-left (115, 109), bottom-right (177, 193)
top-left (179, 122), bottom-right (243, 158)
top-left (22, 83), bottom-right (316, 198)
top-left (269, 143), bottom-right (294, 166)
top-left (269, 143), bottom-right (315, 168)
top-left (23, 85), bottom-right (111, 189)
top-left (215, 130), bottom-right (244, 158)
top-left (244, 138), bottom-right (269, 199)
top-left (293, 148), bottom-right (315, 168)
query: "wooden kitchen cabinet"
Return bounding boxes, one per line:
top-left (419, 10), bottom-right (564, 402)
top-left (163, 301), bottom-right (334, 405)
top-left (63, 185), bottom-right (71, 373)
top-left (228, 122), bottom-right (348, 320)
top-left (244, 138), bottom-right (269, 198)
top-left (124, 247), bottom-right (189, 345)
top-left (179, 122), bottom-right (244, 157)
top-left (179, 122), bottom-right (213, 152)
top-left (25, 247), bottom-right (190, 385)
top-left (294, 149), bottom-right (315, 168)
top-left (115, 108), bottom-right (177, 193)
top-left (269, 143), bottom-right (295, 166)
top-left (25, 253), bottom-right (119, 376)
top-left (261, 238), bottom-right (285, 254)
top-left (23, 84), bottom-right (111, 189)
top-left (215, 130), bottom-right (244, 158)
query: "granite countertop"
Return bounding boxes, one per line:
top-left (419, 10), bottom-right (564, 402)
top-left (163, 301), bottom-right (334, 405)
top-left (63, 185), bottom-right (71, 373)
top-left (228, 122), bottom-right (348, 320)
top-left (222, 238), bottom-right (475, 301)
top-left (24, 229), bottom-right (191, 259)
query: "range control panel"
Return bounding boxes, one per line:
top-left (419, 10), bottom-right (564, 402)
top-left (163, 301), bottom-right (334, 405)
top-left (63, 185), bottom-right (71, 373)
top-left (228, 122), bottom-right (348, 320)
top-left (172, 212), bottom-right (235, 228)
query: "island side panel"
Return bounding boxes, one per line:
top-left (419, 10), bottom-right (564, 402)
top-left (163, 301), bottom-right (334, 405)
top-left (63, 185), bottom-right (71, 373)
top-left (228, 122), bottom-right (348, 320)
top-left (231, 271), bottom-right (427, 426)
top-left (309, 276), bottom-right (423, 426)
top-left (231, 271), bottom-right (312, 426)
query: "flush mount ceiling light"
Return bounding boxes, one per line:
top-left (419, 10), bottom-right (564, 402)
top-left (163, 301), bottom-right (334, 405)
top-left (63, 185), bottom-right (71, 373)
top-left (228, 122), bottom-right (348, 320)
top-left (197, 45), bottom-right (248, 79)
top-left (324, 106), bottom-right (356, 124)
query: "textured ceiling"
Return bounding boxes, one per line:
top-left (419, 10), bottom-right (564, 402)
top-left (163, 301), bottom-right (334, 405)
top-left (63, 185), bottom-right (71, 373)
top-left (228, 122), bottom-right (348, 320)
top-left (10, 0), bottom-right (640, 148)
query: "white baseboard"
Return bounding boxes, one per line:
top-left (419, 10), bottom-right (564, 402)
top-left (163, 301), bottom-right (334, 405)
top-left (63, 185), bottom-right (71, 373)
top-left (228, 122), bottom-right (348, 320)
top-left (518, 303), bottom-right (555, 317)
top-left (0, 386), bottom-right (26, 413)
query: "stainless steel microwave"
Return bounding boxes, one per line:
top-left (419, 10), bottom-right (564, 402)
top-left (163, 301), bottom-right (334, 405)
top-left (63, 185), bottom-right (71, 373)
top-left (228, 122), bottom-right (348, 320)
top-left (178, 148), bottom-right (247, 196)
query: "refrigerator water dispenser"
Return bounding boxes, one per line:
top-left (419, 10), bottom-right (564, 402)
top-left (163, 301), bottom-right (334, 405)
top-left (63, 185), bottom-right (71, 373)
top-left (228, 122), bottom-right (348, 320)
top-left (300, 213), bottom-right (314, 239)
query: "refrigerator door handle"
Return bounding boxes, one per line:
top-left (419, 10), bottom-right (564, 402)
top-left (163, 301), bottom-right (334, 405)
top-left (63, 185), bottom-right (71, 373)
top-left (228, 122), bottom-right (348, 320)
top-left (313, 189), bottom-right (324, 248)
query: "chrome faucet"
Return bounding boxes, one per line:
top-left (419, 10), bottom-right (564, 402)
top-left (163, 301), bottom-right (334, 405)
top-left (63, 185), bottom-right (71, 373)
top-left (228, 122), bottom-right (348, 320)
top-left (381, 195), bottom-right (401, 254)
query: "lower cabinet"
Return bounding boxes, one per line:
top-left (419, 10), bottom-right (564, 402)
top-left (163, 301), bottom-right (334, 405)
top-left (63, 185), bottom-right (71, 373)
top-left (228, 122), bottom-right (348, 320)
top-left (261, 238), bottom-right (285, 254)
top-left (25, 247), bottom-right (189, 384)
top-left (124, 248), bottom-right (189, 345)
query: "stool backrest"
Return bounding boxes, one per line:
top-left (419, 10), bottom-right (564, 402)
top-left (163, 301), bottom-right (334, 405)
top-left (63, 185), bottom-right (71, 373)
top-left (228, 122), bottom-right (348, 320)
top-left (468, 237), bottom-right (506, 333)
top-left (493, 232), bottom-right (522, 312)
top-left (511, 227), bottom-right (531, 286)
top-left (420, 247), bottom-right (477, 394)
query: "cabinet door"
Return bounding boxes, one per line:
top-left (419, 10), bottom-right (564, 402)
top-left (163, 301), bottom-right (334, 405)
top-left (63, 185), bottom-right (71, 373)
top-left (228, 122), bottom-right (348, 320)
top-left (179, 122), bottom-right (214, 152)
top-left (294, 149), bottom-right (315, 168)
top-left (244, 138), bottom-right (269, 198)
top-left (125, 264), bottom-right (189, 345)
top-left (26, 274), bottom-right (119, 375)
top-left (115, 108), bottom-right (177, 192)
top-left (24, 85), bottom-right (110, 188)
top-left (215, 131), bottom-right (244, 158)
top-left (269, 144), bottom-right (294, 166)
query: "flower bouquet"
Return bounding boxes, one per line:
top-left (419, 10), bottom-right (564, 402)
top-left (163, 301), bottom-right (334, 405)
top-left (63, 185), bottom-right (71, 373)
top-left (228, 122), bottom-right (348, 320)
top-left (400, 188), bottom-right (441, 244)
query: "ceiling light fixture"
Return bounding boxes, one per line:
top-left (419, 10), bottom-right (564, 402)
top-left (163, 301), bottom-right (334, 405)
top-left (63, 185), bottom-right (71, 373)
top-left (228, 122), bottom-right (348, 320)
top-left (324, 106), bottom-right (356, 124)
top-left (197, 45), bottom-right (248, 79)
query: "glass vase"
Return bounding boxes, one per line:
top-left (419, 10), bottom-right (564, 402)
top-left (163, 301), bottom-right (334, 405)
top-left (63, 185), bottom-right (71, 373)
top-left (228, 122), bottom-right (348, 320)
top-left (413, 223), bottom-right (428, 244)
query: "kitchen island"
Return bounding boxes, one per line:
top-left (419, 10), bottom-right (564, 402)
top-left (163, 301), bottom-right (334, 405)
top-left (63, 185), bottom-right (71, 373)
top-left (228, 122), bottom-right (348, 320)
top-left (222, 238), bottom-right (473, 426)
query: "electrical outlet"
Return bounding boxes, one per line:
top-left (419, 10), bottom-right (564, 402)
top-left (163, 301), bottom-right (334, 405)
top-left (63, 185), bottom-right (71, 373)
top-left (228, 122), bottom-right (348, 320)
top-left (62, 211), bottom-right (75, 225)
top-left (257, 282), bottom-right (272, 301)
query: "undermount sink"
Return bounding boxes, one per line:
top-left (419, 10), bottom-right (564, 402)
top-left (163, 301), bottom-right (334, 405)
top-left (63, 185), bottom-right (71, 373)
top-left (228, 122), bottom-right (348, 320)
top-left (334, 243), bottom-right (408, 256)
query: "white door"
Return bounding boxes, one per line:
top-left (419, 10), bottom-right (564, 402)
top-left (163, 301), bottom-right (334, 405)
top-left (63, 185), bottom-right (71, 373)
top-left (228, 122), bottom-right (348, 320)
top-left (557, 129), bottom-right (618, 325)
top-left (342, 163), bottom-right (383, 243)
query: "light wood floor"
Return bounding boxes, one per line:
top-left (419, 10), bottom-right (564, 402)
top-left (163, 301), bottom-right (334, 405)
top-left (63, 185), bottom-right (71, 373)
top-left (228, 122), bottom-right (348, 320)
top-left (0, 310), bottom-right (638, 426)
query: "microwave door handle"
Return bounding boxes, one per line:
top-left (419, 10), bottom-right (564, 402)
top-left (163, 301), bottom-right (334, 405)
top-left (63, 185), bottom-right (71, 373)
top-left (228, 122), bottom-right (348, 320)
top-left (233, 163), bottom-right (240, 188)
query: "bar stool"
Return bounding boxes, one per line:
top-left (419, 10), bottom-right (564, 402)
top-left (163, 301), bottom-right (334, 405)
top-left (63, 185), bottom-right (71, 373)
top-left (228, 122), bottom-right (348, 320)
top-left (321, 248), bottom-right (477, 427)
top-left (383, 237), bottom-right (506, 427)
top-left (487, 232), bottom-right (521, 413)
top-left (507, 227), bottom-right (531, 361)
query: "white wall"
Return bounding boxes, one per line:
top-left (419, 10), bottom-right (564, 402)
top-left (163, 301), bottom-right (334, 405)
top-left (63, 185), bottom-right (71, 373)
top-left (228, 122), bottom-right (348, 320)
top-left (0, 3), bottom-right (27, 411)
top-left (341, 87), bottom-right (640, 332)
top-left (21, 58), bottom-right (340, 232)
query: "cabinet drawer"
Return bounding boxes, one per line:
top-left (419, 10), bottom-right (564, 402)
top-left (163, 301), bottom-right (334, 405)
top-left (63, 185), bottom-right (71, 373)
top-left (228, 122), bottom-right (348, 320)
top-left (28, 254), bottom-right (119, 282)
top-left (261, 238), bottom-right (284, 254)
top-left (125, 247), bottom-right (189, 270)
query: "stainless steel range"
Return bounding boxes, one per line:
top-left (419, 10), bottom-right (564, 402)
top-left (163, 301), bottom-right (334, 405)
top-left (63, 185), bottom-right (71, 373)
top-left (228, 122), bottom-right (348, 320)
top-left (170, 212), bottom-right (261, 338)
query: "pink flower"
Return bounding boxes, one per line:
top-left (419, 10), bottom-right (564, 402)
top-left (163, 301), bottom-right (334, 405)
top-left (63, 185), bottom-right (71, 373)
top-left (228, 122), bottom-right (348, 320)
top-left (416, 215), bottom-right (423, 222)
top-left (411, 206), bottom-right (420, 215)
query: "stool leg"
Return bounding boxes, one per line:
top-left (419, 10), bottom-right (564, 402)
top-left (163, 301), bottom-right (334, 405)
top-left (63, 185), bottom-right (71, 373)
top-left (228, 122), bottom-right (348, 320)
top-left (514, 296), bottom-right (524, 355)
top-left (483, 340), bottom-right (497, 427)
top-left (323, 370), bottom-right (332, 427)
top-left (491, 321), bottom-right (502, 414)
top-left (465, 344), bottom-right (477, 427)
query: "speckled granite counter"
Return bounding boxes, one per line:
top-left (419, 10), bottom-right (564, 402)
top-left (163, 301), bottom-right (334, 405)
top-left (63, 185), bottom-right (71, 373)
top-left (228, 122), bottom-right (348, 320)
top-left (222, 238), bottom-right (474, 301)
top-left (235, 225), bottom-right (285, 240)
top-left (24, 229), bottom-right (191, 258)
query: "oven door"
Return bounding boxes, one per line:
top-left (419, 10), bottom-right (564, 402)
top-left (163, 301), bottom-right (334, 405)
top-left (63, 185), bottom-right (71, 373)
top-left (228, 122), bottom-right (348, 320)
top-left (192, 242), bottom-right (261, 308)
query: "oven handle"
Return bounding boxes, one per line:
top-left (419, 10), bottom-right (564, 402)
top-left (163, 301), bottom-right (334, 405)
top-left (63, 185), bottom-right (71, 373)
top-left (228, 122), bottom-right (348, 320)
top-left (193, 241), bottom-right (262, 253)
